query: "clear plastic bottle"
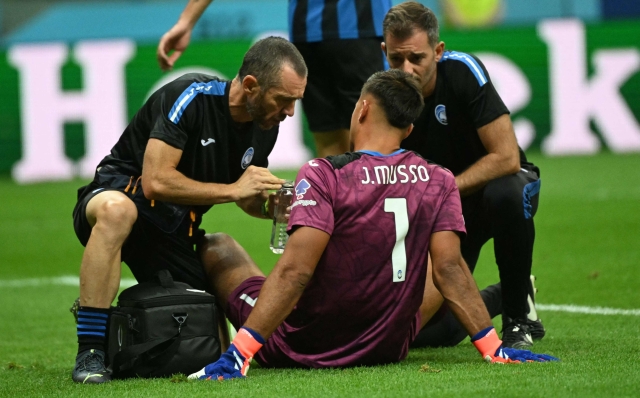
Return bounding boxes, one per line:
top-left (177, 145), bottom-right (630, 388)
top-left (270, 181), bottom-right (295, 254)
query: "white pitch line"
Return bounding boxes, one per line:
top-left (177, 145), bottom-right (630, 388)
top-left (536, 304), bottom-right (640, 316)
top-left (0, 276), bottom-right (137, 288)
top-left (1, 276), bottom-right (640, 317)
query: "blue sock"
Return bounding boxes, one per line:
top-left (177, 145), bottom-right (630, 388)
top-left (77, 306), bottom-right (109, 354)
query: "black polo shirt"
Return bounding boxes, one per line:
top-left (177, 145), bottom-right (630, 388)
top-left (401, 51), bottom-right (515, 176)
top-left (98, 73), bottom-right (279, 215)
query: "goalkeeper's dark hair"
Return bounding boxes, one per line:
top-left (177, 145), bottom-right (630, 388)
top-left (361, 69), bottom-right (424, 129)
top-left (383, 1), bottom-right (439, 47)
top-left (238, 37), bottom-right (307, 91)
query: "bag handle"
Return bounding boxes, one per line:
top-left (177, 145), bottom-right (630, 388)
top-left (111, 333), bottom-right (181, 377)
top-left (111, 309), bottom-right (187, 378)
top-left (155, 269), bottom-right (175, 288)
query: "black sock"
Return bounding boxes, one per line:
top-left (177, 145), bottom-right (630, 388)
top-left (77, 306), bottom-right (110, 354)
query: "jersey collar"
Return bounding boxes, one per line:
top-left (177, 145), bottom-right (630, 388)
top-left (357, 149), bottom-right (406, 157)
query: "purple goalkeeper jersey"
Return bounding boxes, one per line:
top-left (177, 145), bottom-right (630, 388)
top-left (256, 150), bottom-right (466, 368)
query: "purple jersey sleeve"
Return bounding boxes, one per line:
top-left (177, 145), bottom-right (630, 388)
top-left (432, 171), bottom-right (466, 235)
top-left (288, 159), bottom-right (336, 236)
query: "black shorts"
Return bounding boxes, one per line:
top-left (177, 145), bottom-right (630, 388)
top-left (294, 38), bottom-right (386, 132)
top-left (72, 166), bottom-right (209, 290)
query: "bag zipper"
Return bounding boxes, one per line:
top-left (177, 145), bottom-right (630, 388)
top-left (118, 295), bottom-right (216, 309)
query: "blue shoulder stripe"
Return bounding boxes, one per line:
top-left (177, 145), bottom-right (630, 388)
top-left (440, 51), bottom-right (488, 86)
top-left (168, 81), bottom-right (227, 124)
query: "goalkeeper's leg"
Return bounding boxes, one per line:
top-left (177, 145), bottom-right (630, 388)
top-left (199, 233), bottom-right (265, 310)
top-left (412, 282), bottom-right (502, 348)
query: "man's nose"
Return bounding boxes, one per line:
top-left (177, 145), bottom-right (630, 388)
top-left (402, 60), bottom-right (413, 74)
top-left (283, 101), bottom-right (295, 118)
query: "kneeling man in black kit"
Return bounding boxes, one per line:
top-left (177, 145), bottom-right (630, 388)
top-left (70, 37), bottom-right (307, 383)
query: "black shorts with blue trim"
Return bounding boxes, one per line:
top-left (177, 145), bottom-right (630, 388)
top-left (459, 161), bottom-right (541, 273)
top-left (294, 37), bottom-right (386, 132)
top-left (72, 165), bottom-right (209, 291)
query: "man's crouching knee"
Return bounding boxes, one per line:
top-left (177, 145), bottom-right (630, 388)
top-left (199, 233), bottom-right (264, 307)
top-left (200, 233), bottom-right (241, 264)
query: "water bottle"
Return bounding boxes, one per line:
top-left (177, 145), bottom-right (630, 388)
top-left (270, 181), bottom-right (295, 254)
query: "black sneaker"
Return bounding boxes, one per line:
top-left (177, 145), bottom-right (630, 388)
top-left (526, 275), bottom-right (546, 340)
top-left (501, 316), bottom-right (534, 349)
top-left (526, 318), bottom-right (546, 341)
top-left (72, 349), bottom-right (111, 384)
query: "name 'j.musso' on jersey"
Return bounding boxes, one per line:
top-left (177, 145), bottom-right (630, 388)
top-left (360, 163), bottom-right (431, 185)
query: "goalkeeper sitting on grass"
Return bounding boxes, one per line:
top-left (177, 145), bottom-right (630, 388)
top-left (190, 70), bottom-right (557, 380)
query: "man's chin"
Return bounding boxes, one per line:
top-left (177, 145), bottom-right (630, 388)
top-left (258, 120), bottom-right (280, 130)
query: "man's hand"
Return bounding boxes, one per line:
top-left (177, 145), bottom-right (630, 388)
top-left (188, 327), bottom-right (264, 381)
top-left (232, 166), bottom-right (284, 201)
top-left (157, 21), bottom-right (192, 71)
top-left (156, 0), bottom-right (213, 71)
top-left (455, 114), bottom-right (520, 196)
top-left (235, 181), bottom-right (293, 220)
top-left (472, 326), bottom-right (558, 363)
top-left (267, 191), bottom-right (293, 221)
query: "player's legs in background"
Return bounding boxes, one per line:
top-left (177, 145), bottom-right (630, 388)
top-left (73, 190), bottom-right (137, 383)
top-left (295, 38), bottom-right (385, 158)
top-left (484, 166), bottom-right (544, 348)
top-left (296, 41), bottom-right (349, 157)
top-left (458, 195), bottom-right (504, 321)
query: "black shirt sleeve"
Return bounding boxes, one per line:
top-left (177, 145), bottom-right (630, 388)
top-left (149, 80), bottom-right (200, 150)
top-left (449, 53), bottom-right (509, 129)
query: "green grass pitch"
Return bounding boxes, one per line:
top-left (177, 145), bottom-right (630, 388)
top-left (1, 152), bottom-right (639, 397)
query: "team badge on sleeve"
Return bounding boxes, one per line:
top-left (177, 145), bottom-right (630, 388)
top-left (295, 179), bottom-right (311, 199)
top-left (241, 147), bottom-right (254, 169)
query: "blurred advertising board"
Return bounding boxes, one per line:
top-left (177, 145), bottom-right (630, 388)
top-left (1, 19), bottom-right (639, 183)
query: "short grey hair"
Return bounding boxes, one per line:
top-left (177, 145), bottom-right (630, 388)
top-left (238, 37), bottom-right (307, 90)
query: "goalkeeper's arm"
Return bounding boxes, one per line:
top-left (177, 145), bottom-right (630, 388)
top-left (429, 230), bottom-right (493, 337)
top-left (189, 226), bottom-right (330, 380)
top-left (429, 230), bottom-right (558, 363)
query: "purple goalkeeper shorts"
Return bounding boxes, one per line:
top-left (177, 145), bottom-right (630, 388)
top-left (225, 276), bottom-right (301, 368)
top-left (225, 276), bottom-right (264, 330)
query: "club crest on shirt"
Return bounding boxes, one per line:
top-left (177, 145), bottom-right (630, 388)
top-left (241, 147), bottom-right (254, 169)
top-left (295, 179), bottom-right (311, 199)
top-left (435, 104), bottom-right (448, 125)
